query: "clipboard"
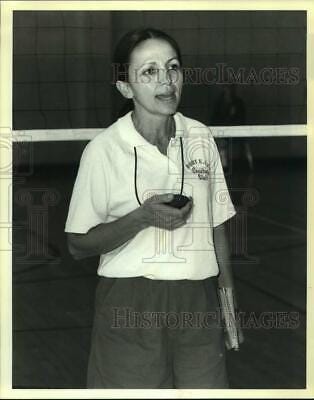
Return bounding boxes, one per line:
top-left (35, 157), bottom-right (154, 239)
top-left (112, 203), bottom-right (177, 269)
top-left (218, 286), bottom-right (243, 351)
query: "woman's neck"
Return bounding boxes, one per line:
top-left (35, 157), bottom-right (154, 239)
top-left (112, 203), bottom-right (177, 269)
top-left (131, 110), bottom-right (175, 146)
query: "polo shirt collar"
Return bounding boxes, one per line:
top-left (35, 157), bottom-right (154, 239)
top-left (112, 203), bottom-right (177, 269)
top-left (117, 110), bottom-right (185, 148)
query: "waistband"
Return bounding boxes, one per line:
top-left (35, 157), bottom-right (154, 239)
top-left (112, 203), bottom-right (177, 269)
top-left (99, 275), bottom-right (218, 287)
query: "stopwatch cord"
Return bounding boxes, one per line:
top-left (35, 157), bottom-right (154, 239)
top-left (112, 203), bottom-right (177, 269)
top-left (133, 146), bottom-right (142, 206)
top-left (134, 137), bottom-right (184, 207)
top-left (179, 136), bottom-right (184, 196)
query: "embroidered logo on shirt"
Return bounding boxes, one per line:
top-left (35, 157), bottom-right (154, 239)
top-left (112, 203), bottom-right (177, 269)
top-left (185, 159), bottom-right (210, 180)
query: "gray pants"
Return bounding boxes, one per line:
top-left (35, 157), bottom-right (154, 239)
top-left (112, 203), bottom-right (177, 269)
top-left (87, 276), bottom-right (229, 389)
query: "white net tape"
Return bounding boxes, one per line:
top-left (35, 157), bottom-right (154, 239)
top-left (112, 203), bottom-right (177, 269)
top-left (12, 124), bottom-right (307, 142)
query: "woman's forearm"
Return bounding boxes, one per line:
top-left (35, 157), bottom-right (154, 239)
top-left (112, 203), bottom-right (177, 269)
top-left (213, 222), bottom-right (240, 309)
top-left (67, 193), bottom-right (192, 260)
top-left (213, 223), bottom-right (235, 290)
top-left (67, 207), bottom-right (148, 260)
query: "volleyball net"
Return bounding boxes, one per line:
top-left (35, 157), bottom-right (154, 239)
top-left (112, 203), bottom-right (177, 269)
top-left (10, 10), bottom-right (307, 143)
top-left (12, 124), bottom-right (307, 142)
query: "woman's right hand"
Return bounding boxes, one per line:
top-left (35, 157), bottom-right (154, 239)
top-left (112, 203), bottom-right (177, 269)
top-left (137, 193), bottom-right (193, 231)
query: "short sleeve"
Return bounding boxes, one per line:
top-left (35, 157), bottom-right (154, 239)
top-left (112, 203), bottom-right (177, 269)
top-left (64, 140), bottom-right (110, 234)
top-left (208, 134), bottom-right (236, 228)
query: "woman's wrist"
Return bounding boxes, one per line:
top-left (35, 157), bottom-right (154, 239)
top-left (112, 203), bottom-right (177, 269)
top-left (130, 206), bottom-right (150, 230)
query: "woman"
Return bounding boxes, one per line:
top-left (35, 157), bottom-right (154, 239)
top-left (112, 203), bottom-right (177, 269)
top-left (65, 27), bottom-right (238, 389)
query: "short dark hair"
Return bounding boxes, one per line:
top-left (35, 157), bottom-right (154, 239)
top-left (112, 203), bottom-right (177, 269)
top-left (112, 28), bottom-right (182, 118)
top-left (113, 27), bottom-right (182, 82)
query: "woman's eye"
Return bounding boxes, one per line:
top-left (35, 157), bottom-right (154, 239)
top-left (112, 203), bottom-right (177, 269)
top-left (169, 64), bottom-right (181, 71)
top-left (143, 68), bottom-right (157, 75)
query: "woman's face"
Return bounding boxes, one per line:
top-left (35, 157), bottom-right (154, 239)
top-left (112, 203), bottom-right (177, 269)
top-left (120, 38), bottom-right (183, 117)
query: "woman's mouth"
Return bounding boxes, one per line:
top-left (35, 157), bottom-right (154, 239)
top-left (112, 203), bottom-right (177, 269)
top-left (155, 93), bottom-right (176, 102)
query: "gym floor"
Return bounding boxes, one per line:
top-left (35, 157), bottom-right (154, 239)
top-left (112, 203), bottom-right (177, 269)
top-left (12, 140), bottom-right (306, 389)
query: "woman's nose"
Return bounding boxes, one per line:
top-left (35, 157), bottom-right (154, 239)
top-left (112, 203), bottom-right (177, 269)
top-left (159, 68), bottom-right (173, 85)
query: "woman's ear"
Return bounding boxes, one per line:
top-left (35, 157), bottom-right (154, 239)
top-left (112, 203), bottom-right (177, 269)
top-left (116, 80), bottom-right (133, 99)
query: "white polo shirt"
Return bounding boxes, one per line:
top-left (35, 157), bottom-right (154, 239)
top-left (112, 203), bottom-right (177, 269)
top-left (65, 111), bottom-right (236, 280)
